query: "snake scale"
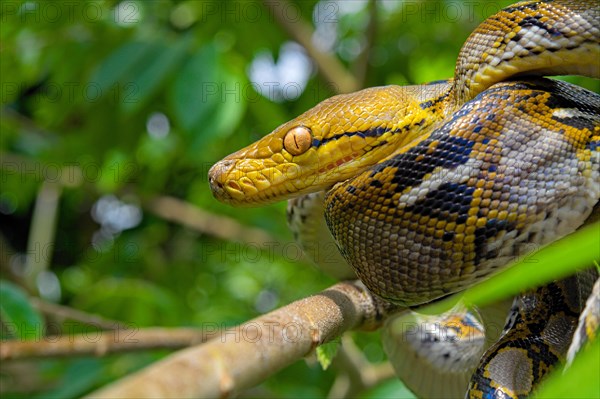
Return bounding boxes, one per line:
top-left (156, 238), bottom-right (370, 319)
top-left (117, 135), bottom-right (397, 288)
top-left (209, 0), bottom-right (600, 397)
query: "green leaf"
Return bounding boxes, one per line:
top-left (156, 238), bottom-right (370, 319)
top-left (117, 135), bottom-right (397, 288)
top-left (316, 339), bottom-right (340, 370)
top-left (96, 150), bottom-right (135, 192)
top-left (121, 34), bottom-right (192, 113)
top-left (360, 379), bottom-right (417, 399)
top-left (534, 339), bottom-right (600, 398)
top-left (0, 280), bottom-right (43, 340)
top-left (169, 45), bottom-right (247, 153)
top-left (90, 41), bottom-right (155, 92)
top-left (90, 35), bottom-right (192, 113)
top-left (169, 44), bottom-right (219, 132)
top-left (423, 222), bottom-right (600, 315)
top-left (38, 359), bottom-right (104, 399)
top-left (199, 67), bottom-right (247, 139)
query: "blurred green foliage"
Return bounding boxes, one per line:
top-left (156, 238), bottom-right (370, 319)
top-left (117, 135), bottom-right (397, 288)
top-left (1, 0), bottom-right (598, 397)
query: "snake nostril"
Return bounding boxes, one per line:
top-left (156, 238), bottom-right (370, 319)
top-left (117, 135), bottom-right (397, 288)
top-left (227, 181), bottom-right (241, 191)
top-left (209, 161), bottom-right (232, 183)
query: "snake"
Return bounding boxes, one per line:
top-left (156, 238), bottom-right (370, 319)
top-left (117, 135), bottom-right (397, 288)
top-left (208, 0), bottom-right (600, 397)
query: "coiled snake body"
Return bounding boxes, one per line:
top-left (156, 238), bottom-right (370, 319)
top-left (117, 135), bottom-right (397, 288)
top-left (209, 0), bottom-right (599, 397)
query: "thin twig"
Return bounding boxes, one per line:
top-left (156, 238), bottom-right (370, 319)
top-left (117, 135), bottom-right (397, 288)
top-left (0, 327), bottom-right (212, 360)
top-left (263, 0), bottom-right (359, 94)
top-left (86, 281), bottom-right (403, 398)
top-left (29, 298), bottom-right (126, 331)
top-left (25, 181), bottom-right (62, 292)
top-left (144, 196), bottom-right (278, 245)
top-left (328, 335), bottom-right (396, 398)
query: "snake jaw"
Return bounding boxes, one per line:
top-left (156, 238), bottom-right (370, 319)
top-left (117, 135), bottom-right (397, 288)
top-left (208, 151), bottom-right (322, 205)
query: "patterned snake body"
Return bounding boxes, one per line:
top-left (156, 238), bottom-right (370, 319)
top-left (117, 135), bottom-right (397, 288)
top-left (209, 0), bottom-right (599, 396)
top-left (325, 77), bottom-right (599, 305)
top-left (467, 270), bottom-right (598, 398)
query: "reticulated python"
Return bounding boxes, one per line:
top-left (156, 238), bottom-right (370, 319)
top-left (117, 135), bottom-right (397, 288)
top-left (209, 0), bottom-right (600, 397)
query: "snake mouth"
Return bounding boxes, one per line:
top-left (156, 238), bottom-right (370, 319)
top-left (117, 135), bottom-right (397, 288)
top-left (208, 159), bottom-right (248, 204)
top-left (208, 158), bottom-right (298, 206)
top-left (209, 145), bottom-right (394, 206)
top-left (210, 150), bottom-right (351, 205)
top-left (208, 174), bottom-right (231, 202)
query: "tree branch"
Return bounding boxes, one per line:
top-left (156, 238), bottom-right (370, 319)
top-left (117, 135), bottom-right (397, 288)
top-left (263, 0), bottom-right (359, 94)
top-left (0, 327), bottom-right (211, 360)
top-left (145, 196), bottom-right (315, 262)
top-left (328, 335), bottom-right (395, 398)
top-left (86, 281), bottom-right (402, 398)
top-left (29, 297), bottom-right (126, 331)
top-left (144, 196), bottom-right (277, 245)
top-left (25, 181), bottom-right (61, 293)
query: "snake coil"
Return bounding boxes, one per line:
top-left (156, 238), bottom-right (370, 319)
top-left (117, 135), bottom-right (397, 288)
top-left (209, 1), bottom-right (599, 397)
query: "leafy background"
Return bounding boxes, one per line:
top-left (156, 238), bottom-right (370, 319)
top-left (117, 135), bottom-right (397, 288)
top-left (1, 0), bottom-right (598, 397)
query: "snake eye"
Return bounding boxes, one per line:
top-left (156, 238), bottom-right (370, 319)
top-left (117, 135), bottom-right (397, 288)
top-left (283, 126), bottom-right (312, 156)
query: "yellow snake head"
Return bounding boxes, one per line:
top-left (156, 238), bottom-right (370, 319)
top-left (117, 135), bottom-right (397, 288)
top-left (209, 84), bottom-right (448, 205)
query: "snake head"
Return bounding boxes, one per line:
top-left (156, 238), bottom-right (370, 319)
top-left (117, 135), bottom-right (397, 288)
top-left (209, 84), bottom-right (446, 206)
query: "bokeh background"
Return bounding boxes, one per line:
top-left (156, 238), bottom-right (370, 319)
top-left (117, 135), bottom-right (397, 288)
top-left (1, 0), bottom-right (598, 397)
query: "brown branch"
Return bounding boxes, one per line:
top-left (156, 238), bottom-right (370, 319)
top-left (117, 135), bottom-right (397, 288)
top-left (328, 335), bottom-right (396, 398)
top-left (86, 281), bottom-right (402, 398)
top-left (145, 196), bottom-right (313, 263)
top-left (29, 298), bottom-right (126, 331)
top-left (144, 195), bottom-right (278, 245)
top-left (0, 327), bottom-right (212, 360)
top-left (25, 181), bottom-right (62, 292)
top-left (263, 0), bottom-right (359, 94)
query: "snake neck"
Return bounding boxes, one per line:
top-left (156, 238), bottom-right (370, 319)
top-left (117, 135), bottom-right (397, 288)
top-left (286, 192), bottom-right (356, 279)
top-left (448, 0), bottom-right (600, 110)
